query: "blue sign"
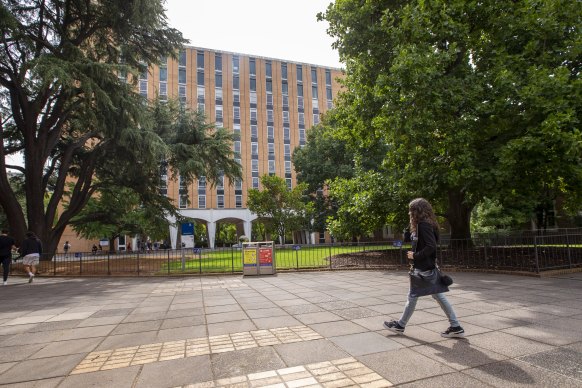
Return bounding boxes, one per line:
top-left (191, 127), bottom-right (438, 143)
top-left (181, 223), bottom-right (194, 236)
top-left (74, 252), bottom-right (82, 258)
top-left (393, 240), bottom-right (403, 247)
top-left (293, 245), bottom-right (301, 251)
top-left (193, 248), bottom-right (202, 254)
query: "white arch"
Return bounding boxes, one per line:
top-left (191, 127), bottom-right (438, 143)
top-left (171, 209), bottom-right (258, 248)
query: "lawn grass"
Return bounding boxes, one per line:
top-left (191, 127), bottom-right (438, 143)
top-left (163, 244), bottom-right (399, 273)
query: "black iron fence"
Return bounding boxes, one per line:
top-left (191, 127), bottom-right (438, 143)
top-left (12, 229), bottom-right (582, 276)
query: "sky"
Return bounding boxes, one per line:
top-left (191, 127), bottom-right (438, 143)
top-left (164, 0), bottom-right (342, 69)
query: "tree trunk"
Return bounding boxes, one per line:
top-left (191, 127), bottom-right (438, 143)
top-left (446, 190), bottom-right (473, 246)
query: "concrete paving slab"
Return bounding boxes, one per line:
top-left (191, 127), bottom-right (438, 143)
top-left (411, 338), bottom-right (508, 370)
top-left (309, 321), bottom-right (368, 337)
top-left (111, 320), bottom-right (162, 335)
top-left (359, 348), bottom-right (457, 385)
top-left (207, 319), bottom-right (257, 336)
top-left (466, 331), bottom-right (556, 357)
top-left (329, 332), bottom-right (403, 356)
top-left (29, 337), bottom-right (103, 359)
top-left (397, 371), bottom-right (493, 387)
top-left (463, 359), bottom-right (581, 387)
top-left (252, 316), bottom-right (302, 329)
top-left (210, 346), bottom-right (285, 380)
top-left (135, 356), bottom-right (213, 388)
top-left (161, 315), bottom-right (206, 330)
top-left (518, 347), bottom-right (582, 380)
top-left (0, 377), bottom-right (63, 388)
top-left (57, 365), bottom-right (141, 388)
top-left (295, 311), bottom-right (343, 325)
top-left (0, 354), bottom-right (85, 384)
top-left (273, 339), bottom-right (349, 366)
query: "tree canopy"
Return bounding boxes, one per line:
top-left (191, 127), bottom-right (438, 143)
top-left (246, 175), bottom-right (313, 244)
top-left (319, 0), bottom-right (582, 239)
top-left (0, 1), bottom-right (241, 254)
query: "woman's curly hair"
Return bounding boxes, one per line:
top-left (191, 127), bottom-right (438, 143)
top-left (408, 198), bottom-right (439, 233)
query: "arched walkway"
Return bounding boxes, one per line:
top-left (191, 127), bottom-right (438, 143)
top-left (168, 209), bottom-right (257, 249)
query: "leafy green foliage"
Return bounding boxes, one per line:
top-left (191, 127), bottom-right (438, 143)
top-left (319, 0), bottom-right (582, 238)
top-left (246, 175), bottom-right (313, 243)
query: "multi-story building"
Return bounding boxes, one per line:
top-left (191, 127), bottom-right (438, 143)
top-left (60, 46), bottom-right (343, 250)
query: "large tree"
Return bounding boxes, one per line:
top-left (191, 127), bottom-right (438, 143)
top-left (0, 1), bottom-right (241, 255)
top-left (247, 175), bottom-right (313, 244)
top-left (320, 0), bottom-right (582, 239)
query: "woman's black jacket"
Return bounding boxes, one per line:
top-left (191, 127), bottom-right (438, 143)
top-left (412, 221), bottom-right (439, 271)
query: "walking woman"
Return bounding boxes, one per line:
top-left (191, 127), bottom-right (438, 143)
top-left (21, 231), bottom-right (42, 283)
top-left (384, 198), bottom-right (464, 338)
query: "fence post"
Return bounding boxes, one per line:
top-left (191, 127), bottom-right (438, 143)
top-left (137, 251), bottom-right (140, 276)
top-left (565, 230), bottom-right (572, 269)
top-left (534, 235), bottom-right (540, 273)
top-left (181, 249), bottom-right (185, 272)
top-left (53, 255), bottom-right (56, 276)
top-left (231, 247), bottom-right (235, 274)
top-left (296, 249), bottom-right (299, 270)
top-left (107, 251), bottom-right (111, 275)
top-left (199, 249), bottom-right (202, 274)
top-left (329, 243), bottom-right (333, 269)
top-left (167, 250), bottom-right (170, 275)
top-left (79, 254), bottom-right (82, 275)
top-left (483, 238), bottom-right (488, 270)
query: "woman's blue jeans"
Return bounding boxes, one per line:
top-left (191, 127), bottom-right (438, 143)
top-left (398, 292), bottom-right (460, 328)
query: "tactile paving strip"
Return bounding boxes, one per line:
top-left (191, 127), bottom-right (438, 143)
top-left (179, 358), bottom-right (393, 387)
top-left (72, 325), bottom-right (322, 374)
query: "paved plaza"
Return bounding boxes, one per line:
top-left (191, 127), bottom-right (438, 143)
top-left (0, 270), bottom-right (581, 387)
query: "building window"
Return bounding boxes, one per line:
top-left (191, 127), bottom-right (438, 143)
top-left (268, 143), bottom-right (275, 155)
top-left (267, 126), bottom-right (274, 139)
top-left (197, 102), bottom-right (205, 112)
top-left (234, 141), bottom-right (241, 153)
top-left (197, 71), bottom-right (204, 86)
top-left (252, 177), bottom-right (259, 188)
top-left (267, 110), bottom-right (274, 122)
top-left (198, 195), bottom-right (206, 209)
top-left (251, 159), bottom-right (259, 172)
top-left (215, 106), bottom-right (223, 122)
top-left (299, 129), bottom-right (306, 142)
top-left (251, 142), bottom-right (258, 156)
top-left (250, 108), bottom-right (257, 121)
top-left (266, 93), bottom-right (273, 106)
top-left (325, 69), bottom-right (332, 85)
top-left (178, 68), bottom-right (186, 84)
top-left (286, 178), bottom-right (292, 189)
top-left (233, 90), bottom-right (240, 103)
top-left (298, 113), bottom-right (304, 125)
top-left (249, 58), bottom-right (256, 76)
top-left (215, 54), bottom-right (222, 71)
top-left (139, 69), bottom-right (147, 98)
top-left (215, 88), bottom-right (223, 104)
top-left (179, 84), bottom-right (186, 103)
top-left (283, 111), bottom-right (290, 124)
top-left (284, 127), bottom-right (290, 141)
top-left (312, 85), bottom-right (318, 98)
top-left (282, 95), bottom-right (289, 107)
top-left (281, 63), bottom-right (287, 79)
top-left (266, 79), bottom-right (272, 93)
top-left (235, 179), bottom-right (242, 190)
top-left (197, 86), bottom-right (205, 100)
top-left (312, 98), bottom-right (319, 110)
top-left (285, 161), bottom-right (291, 173)
top-left (284, 144), bottom-right (291, 157)
top-left (266, 61), bottom-right (272, 78)
top-left (233, 123), bottom-right (241, 134)
top-left (297, 96), bottom-right (304, 109)
top-left (250, 92), bottom-right (257, 104)
top-left (197, 51), bottom-right (204, 69)
top-left (250, 78), bottom-right (256, 92)
top-left (297, 65), bottom-right (303, 82)
top-left (215, 73), bottom-right (222, 88)
top-left (251, 125), bottom-right (258, 137)
top-left (311, 67), bottom-right (317, 83)
top-left (282, 82), bottom-right (288, 95)
top-left (235, 195), bottom-right (242, 208)
top-left (179, 194), bottom-right (188, 209)
top-left (234, 106), bottom-right (240, 120)
top-left (268, 160), bottom-right (275, 174)
top-left (217, 195), bottom-right (224, 208)
top-left (232, 56), bottom-right (239, 73)
top-left (159, 81), bottom-right (167, 101)
top-left (179, 50), bottom-right (186, 67)
top-left (313, 113), bottom-right (320, 125)
top-left (326, 87), bottom-right (333, 100)
top-left (233, 75), bottom-right (239, 90)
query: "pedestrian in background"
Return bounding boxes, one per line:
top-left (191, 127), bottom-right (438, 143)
top-left (21, 231), bottom-right (42, 283)
top-left (0, 229), bottom-right (17, 285)
top-left (384, 198), bottom-right (464, 338)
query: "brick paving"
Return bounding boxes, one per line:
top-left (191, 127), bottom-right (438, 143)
top-left (0, 271), bottom-right (581, 387)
